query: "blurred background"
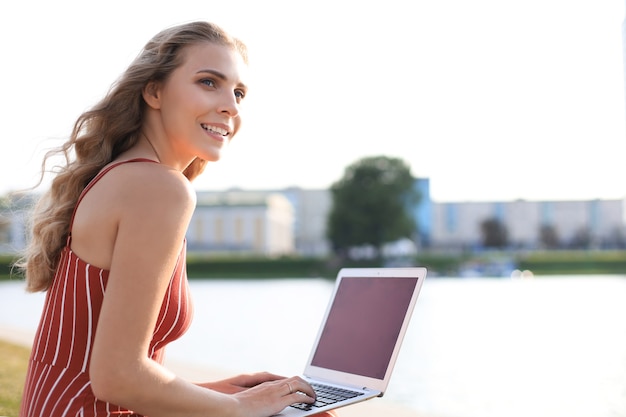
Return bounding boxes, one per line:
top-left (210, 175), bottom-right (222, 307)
top-left (1, 1), bottom-right (625, 417)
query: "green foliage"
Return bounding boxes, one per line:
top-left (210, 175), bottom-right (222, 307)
top-left (415, 253), bottom-right (470, 276)
top-left (184, 255), bottom-right (392, 279)
top-left (0, 255), bottom-right (19, 281)
top-left (185, 255), bottom-right (337, 279)
top-left (517, 250), bottom-right (626, 275)
top-left (539, 224), bottom-right (560, 249)
top-left (2, 251), bottom-right (625, 283)
top-left (326, 156), bottom-right (419, 256)
top-left (480, 217), bottom-right (508, 248)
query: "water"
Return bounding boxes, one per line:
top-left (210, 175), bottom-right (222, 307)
top-left (1, 276), bottom-right (625, 417)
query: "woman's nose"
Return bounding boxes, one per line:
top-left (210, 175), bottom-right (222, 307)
top-left (218, 91), bottom-right (240, 117)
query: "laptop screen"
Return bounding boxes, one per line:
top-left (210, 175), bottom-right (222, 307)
top-left (310, 276), bottom-right (419, 379)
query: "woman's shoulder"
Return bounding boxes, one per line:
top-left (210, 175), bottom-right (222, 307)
top-left (97, 160), bottom-right (196, 210)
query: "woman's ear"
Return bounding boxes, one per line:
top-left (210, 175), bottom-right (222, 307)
top-left (142, 81), bottom-right (162, 110)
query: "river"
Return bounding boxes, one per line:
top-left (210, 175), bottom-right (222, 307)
top-left (1, 275), bottom-right (625, 417)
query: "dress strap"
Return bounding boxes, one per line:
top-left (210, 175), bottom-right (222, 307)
top-left (66, 158), bottom-right (158, 247)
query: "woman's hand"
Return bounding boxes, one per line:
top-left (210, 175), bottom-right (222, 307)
top-left (231, 376), bottom-right (316, 417)
top-left (200, 371), bottom-right (288, 394)
top-left (199, 372), bottom-right (316, 416)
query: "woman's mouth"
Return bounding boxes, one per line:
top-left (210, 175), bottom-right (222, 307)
top-left (201, 124), bottom-right (229, 137)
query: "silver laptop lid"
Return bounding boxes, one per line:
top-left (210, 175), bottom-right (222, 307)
top-left (303, 267), bottom-right (426, 394)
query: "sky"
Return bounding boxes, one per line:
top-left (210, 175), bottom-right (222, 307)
top-left (0, 0), bottom-right (625, 202)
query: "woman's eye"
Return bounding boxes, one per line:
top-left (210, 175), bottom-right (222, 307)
top-left (201, 79), bottom-right (215, 87)
top-left (235, 89), bottom-right (246, 100)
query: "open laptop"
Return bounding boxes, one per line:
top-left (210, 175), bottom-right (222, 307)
top-left (276, 267), bottom-right (427, 416)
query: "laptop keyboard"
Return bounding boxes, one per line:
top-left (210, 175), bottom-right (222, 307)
top-left (290, 383), bottom-right (364, 411)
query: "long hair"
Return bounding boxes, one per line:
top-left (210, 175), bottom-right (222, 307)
top-left (15, 21), bottom-right (248, 292)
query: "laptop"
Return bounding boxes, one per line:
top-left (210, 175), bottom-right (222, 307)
top-left (275, 267), bottom-right (427, 416)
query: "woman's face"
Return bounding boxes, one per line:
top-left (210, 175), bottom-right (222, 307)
top-left (151, 41), bottom-right (248, 167)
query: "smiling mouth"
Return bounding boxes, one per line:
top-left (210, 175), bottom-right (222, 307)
top-left (201, 124), bottom-right (229, 137)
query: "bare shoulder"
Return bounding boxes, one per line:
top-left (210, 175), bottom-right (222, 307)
top-left (71, 161), bottom-right (196, 269)
top-left (93, 161), bottom-right (197, 223)
top-left (108, 162), bottom-right (195, 205)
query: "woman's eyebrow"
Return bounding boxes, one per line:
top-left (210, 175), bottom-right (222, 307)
top-left (197, 68), bottom-right (227, 80)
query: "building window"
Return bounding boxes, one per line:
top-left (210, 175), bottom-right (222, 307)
top-left (589, 200), bottom-right (599, 233)
top-left (194, 217), bottom-right (203, 243)
top-left (540, 202), bottom-right (553, 225)
top-left (254, 217), bottom-right (264, 250)
top-left (445, 203), bottom-right (457, 233)
top-left (214, 217), bottom-right (223, 244)
top-left (493, 202), bottom-right (505, 221)
top-left (235, 217), bottom-right (244, 243)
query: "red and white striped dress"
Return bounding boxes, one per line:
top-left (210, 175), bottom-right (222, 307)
top-left (20, 159), bottom-right (194, 417)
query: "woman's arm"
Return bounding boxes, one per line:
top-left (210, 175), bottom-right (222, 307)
top-left (88, 164), bottom-right (314, 417)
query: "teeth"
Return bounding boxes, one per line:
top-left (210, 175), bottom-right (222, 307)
top-left (202, 124), bottom-right (228, 136)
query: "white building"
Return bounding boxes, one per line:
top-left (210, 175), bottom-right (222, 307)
top-left (2, 188), bottom-right (625, 256)
top-left (430, 199), bottom-right (626, 250)
top-left (188, 191), bottom-right (295, 256)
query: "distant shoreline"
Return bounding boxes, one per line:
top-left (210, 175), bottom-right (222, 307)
top-left (3, 249), bottom-right (626, 282)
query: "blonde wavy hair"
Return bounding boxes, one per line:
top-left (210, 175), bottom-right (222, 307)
top-left (16, 21), bottom-right (248, 292)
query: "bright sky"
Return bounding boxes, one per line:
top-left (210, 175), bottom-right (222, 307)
top-left (1, 0), bottom-right (624, 202)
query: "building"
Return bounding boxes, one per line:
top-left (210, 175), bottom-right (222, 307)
top-left (280, 188), bottom-right (332, 257)
top-left (2, 183), bottom-right (625, 256)
top-left (188, 190), bottom-right (295, 256)
top-left (430, 199), bottom-right (626, 250)
top-left (190, 187), bottom-right (332, 257)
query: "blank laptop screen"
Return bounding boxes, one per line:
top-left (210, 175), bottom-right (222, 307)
top-left (310, 276), bottom-right (418, 379)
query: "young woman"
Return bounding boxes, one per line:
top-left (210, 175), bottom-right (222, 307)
top-left (17, 21), bottom-right (337, 417)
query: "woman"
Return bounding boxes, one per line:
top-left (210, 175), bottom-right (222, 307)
top-left (17, 21), bottom-right (337, 417)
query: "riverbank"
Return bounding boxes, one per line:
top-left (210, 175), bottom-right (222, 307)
top-left (0, 324), bottom-right (429, 417)
top-left (3, 250), bottom-right (626, 281)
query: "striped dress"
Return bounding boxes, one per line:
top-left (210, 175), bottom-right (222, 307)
top-left (20, 159), bottom-right (194, 417)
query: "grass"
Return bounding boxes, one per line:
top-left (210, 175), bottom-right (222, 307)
top-left (0, 340), bottom-right (29, 416)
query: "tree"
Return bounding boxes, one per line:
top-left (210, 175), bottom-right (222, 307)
top-left (480, 217), bottom-right (508, 248)
top-left (570, 227), bottom-right (592, 249)
top-left (326, 156), bottom-right (419, 258)
top-left (539, 224), bottom-right (560, 249)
